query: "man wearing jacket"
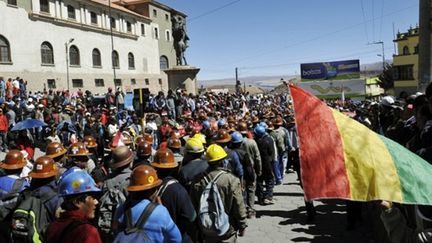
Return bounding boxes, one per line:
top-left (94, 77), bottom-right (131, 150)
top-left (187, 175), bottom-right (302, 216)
top-left (46, 169), bottom-right (102, 243)
top-left (190, 144), bottom-right (247, 242)
top-left (254, 125), bottom-right (276, 205)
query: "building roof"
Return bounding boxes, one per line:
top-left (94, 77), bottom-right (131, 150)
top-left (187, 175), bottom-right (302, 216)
top-left (90, 0), bottom-right (151, 20)
top-left (394, 26), bottom-right (419, 42)
top-left (113, 0), bottom-right (187, 17)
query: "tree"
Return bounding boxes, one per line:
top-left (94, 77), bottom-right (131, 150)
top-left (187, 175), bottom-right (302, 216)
top-left (377, 63), bottom-right (394, 91)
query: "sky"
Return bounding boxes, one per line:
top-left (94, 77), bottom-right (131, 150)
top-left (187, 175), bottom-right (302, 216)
top-left (159, 0), bottom-right (419, 81)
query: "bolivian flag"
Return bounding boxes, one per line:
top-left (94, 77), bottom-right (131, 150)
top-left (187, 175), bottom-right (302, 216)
top-left (290, 85), bottom-right (432, 205)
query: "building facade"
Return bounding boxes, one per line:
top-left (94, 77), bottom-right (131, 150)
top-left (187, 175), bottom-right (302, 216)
top-left (0, 0), bottom-right (184, 94)
top-left (393, 26), bottom-right (419, 96)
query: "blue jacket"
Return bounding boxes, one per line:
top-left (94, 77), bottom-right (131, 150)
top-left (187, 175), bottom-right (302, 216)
top-left (115, 199), bottom-right (182, 243)
top-left (225, 148), bottom-right (243, 178)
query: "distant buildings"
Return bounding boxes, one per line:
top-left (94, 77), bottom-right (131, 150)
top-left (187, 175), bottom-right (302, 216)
top-left (393, 26), bottom-right (419, 96)
top-left (0, 0), bottom-right (185, 94)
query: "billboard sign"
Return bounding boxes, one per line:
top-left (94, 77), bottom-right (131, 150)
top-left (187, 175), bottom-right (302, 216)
top-left (301, 59), bottom-right (360, 81)
top-left (297, 79), bottom-right (366, 98)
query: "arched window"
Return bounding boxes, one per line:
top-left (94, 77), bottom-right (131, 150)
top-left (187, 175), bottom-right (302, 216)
top-left (67, 5), bottom-right (75, 19)
top-left (128, 52), bottom-right (135, 69)
top-left (41, 41), bottom-right (54, 64)
top-left (160, 55), bottom-right (168, 70)
top-left (403, 46), bottom-right (410, 55)
top-left (92, 48), bottom-right (101, 67)
top-left (69, 45), bottom-right (80, 65)
top-left (112, 50), bottom-right (119, 68)
top-left (0, 35), bottom-right (11, 63)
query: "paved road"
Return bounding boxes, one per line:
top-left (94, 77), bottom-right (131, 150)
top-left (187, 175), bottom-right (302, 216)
top-left (238, 172), bottom-right (374, 243)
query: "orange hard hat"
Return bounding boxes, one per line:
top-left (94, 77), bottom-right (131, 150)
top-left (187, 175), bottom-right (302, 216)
top-left (45, 142), bottom-right (67, 159)
top-left (143, 133), bottom-right (153, 145)
top-left (127, 165), bottom-right (162, 191)
top-left (68, 142), bottom-right (91, 157)
top-left (110, 146), bottom-right (133, 169)
top-left (150, 148), bottom-right (178, 169)
top-left (29, 156), bottom-right (58, 179)
top-left (214, 129), bottom-right (231, 143)
top-left (136, 141), bottom-right (152, 157)
top-left (274, 116), bottom-right (284, 126)
top-left (83, 136), bottom-right (98, 148)
top-left (135, 136), bottom-right (146, 145)
top-left (237, 122), bottom-right (248, 134)
top-left (0, 150), bottom-right (26, 170)
top-left (167, 137), bottom-right (182, 149)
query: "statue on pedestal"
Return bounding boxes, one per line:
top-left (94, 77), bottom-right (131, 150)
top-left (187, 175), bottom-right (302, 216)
top-left (172, 15), bottom-right (189, 66)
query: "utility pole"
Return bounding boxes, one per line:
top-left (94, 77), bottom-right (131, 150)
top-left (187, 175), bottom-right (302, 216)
top-left (235, 67), bottom-right (240, 94)
top-left (418, 0), bottom-right (431, 92)
top-left (65, 38), bottom-right (74, 91)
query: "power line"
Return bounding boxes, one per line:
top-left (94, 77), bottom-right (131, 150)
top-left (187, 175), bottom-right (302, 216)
top-left (224, 4), bottom-right (417, 66)
top-left (372, 0), bottom-right (375, 41)
top-left (239, 47), bottom-right (390, 70)
top-left (189, 0), bottom-right (242, 23)
top-left (379, 0), bottom-right (385, 40)
top-left (360, 0), bottom-right (369, 43)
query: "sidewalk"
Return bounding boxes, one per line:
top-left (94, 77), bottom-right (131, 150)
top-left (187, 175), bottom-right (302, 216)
top-left (238, 172), bottom-right (374, 243)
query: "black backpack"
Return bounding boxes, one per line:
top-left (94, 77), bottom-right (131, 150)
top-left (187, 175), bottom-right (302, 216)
top-left (11, 188), bottom-right (57, 243)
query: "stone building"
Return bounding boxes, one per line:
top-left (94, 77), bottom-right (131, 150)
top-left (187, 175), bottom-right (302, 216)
top-left (0, 0), bottom-right (186, 94)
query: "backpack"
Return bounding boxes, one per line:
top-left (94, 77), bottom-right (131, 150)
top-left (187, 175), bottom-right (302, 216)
top-left (97, 178), bottom-right (128, 235)
top-left (156, 178), bottom-right (178, 199)
top-left (11, 188), bottom-right (57, 243)
top-left (0, 178), bottom-right (25, 221)
top-left (113, 202), bottom-right (157, 243)
top-left (198, 171), bottom-right (230, 237)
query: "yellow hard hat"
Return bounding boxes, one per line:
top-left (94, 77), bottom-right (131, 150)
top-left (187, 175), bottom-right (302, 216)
top-left (205, 144), bottom-right (227, 163)
top-left (185, 137), bottom-right (205, 153)
top-left (192, 133), bottom-right (207, 145)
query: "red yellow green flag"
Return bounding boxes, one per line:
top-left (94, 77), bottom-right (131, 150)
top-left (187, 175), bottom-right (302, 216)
top-left (290, 85), bottom-right (432, 204)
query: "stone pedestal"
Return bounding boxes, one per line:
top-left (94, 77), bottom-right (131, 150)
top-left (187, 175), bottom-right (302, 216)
top-left (164, 65), bottom-right (200, 95)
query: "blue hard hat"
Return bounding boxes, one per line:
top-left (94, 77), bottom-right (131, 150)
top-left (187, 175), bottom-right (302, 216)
top-left (217, 119), bottom-right (226, 128)
top-left (259, 122), bottom-right (268, 130)
top-left (58, 169), bottom-right (101, 197)
top-left (202, 120), bottom-right (211, 130)
top-left (231, 131), bottom-right (243, 144)
top-left (254, 125), bottom-right (266, 137)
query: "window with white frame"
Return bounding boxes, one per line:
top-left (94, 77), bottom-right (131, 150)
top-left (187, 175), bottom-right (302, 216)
top-left (41, 41), bottom-right (54, 65)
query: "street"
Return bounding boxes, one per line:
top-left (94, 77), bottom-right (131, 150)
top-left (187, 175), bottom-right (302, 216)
top-left (238, 172), bottom-right (374, 243)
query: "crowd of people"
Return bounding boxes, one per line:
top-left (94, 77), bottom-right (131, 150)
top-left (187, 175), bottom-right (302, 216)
top-left (0, 78), bottom-right (432, 242)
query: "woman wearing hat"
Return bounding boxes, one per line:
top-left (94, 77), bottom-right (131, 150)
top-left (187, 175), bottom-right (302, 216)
top-left (113, 165), bottom-right (181, 242)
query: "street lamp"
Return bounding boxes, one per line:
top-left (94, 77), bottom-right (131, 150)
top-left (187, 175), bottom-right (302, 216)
top-left (372, 41), bottom-right (385, 71)
top-left (65, 38), bottom-right (74, 90)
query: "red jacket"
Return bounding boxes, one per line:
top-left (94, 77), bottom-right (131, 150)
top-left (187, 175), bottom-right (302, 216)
top-left (0, 114), bottom-right (8, 132)
top-left (47, 210), bottom-right (102, 243)
top-left (17, 137), bottom-right (34, 160)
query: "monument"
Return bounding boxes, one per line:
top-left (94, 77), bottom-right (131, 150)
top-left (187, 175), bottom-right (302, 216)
top-left (164, 14), bottom-right (199, 95)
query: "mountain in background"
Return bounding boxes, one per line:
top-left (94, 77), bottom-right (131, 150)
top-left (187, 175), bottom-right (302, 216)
top-left (199, 61), bottom-right (390, 90)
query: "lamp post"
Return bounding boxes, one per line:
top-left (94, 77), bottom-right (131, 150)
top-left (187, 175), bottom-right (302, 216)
top-left (372, 41), bottom-right (385, 71)
top-left (65, 38), bottom-right (74, 90)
